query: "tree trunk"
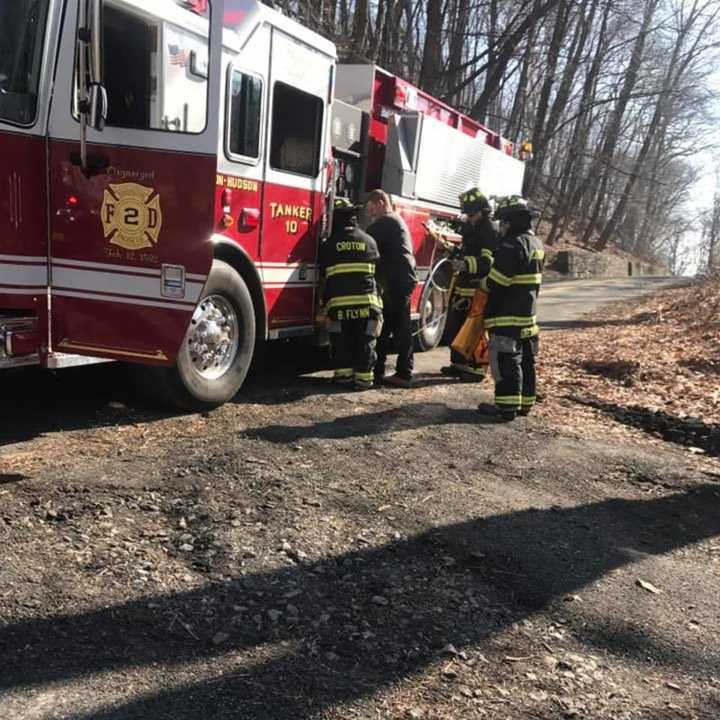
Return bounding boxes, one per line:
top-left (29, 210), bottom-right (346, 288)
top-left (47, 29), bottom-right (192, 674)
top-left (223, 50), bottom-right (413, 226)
top-left (447, 0), bottom-right (470, 106)
top-left (353, 0), bottom-right (370, 55)
top-left (506, 21), bottom-right (538, 142)
top-left (419, 0), bottom-right (444, 95)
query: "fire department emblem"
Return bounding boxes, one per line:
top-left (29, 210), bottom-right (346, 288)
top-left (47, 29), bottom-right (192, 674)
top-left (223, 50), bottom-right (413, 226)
top-left (101, 183), bottom-right (163, 251)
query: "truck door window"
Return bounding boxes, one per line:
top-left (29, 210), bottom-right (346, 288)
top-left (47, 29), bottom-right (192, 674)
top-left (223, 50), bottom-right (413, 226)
top-left (76, 1), bottom-right (210, 133)
top-left (227, 70), bottom-right (262, 161)
top-left (102, 4), bottom-right (155, 130)
top-left (0, 0), bottom-right (50, 126)
top-left (270, 82), bottom-right (323, 177)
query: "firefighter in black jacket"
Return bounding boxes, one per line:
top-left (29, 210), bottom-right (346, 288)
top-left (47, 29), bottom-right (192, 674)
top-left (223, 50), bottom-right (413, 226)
top-left (319, 198), bottom-right (383, 391)
top-left (441, 188), bottom-right (498, 381)
top-left (479, 195), bottom-right (544, 421)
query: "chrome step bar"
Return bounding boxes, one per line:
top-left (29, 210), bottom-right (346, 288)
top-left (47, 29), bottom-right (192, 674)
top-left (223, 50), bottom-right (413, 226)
top-left (45, 353), bottom-right (112, 370)
top-left (0, 316), bottom-right (111, 370)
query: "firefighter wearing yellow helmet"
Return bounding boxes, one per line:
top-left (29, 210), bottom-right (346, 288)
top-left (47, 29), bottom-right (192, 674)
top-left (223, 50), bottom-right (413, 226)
top-left (319, 198), bottom-right (383, 390)
top-left (479, 195), bottom-right (544, 421)
top-left (440, 187), bottom-right (498, 381)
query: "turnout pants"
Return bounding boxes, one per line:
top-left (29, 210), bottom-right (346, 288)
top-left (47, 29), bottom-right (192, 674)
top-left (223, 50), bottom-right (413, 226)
top-left (489, 333), bottom-right (539, 415)
top-left (376, 290), bottom-right (414, 380)
top-left (329, 316), bottom-right (382, 385)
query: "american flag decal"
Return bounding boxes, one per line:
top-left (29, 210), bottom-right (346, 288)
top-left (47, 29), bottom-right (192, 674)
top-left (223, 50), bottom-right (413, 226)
top-left (168, 44), bottom-right (187, 66)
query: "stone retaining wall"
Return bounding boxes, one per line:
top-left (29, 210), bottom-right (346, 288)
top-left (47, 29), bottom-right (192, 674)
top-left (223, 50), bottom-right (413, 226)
top-left (546, 250), bottom-right (667, 279)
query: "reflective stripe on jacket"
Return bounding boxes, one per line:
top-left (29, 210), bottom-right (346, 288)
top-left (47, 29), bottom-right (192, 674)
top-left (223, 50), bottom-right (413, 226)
top-left (455, 216), bottom-right (498, 297)
top-left (484, 231), bottom-right (544, 338)
top-left (320, 224), bottom-right (382, 321)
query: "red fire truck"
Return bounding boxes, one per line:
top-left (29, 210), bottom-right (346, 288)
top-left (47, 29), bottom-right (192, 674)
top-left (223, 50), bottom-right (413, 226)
top-left (0, 0), bottom-right (526, 409)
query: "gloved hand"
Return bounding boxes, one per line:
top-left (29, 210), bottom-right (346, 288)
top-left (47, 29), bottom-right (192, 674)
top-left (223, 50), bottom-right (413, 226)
top-left (451, 258), bottom-right (467, 273)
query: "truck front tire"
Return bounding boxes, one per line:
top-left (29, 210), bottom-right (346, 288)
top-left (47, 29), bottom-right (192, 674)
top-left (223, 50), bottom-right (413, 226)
top-left (415, 282), bottom-right (448, 352)
top-left (149, 260), bottom-right (256, 411)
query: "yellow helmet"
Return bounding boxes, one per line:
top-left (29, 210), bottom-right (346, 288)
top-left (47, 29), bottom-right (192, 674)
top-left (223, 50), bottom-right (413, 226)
top-left (494, 195), bottom-right (532, 221)
top-left (458, 188), bottom-right (491, 215)
top-left (334, 197), bottom-right (360, 212)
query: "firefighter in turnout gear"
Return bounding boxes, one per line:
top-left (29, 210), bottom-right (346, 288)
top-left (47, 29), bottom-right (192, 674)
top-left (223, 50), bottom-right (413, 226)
top-left (319, 198), bottom-right (383, 391)
top-left (440, 188), bottom-right (498, 381)
top-left (479, 195), bottom-right (544, 422)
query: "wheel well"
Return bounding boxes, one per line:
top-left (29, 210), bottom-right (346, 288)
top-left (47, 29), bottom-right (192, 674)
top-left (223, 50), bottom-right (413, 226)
top-left (213, 241), bottom-right (268, 342)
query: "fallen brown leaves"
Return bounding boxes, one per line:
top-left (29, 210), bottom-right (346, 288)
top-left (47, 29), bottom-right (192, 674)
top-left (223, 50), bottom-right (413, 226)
top-left (537, 278), bottom-right (720, 456)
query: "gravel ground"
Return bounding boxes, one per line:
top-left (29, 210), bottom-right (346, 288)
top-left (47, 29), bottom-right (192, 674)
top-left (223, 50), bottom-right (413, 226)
top-left (1, 281), bottom-right (719, 720)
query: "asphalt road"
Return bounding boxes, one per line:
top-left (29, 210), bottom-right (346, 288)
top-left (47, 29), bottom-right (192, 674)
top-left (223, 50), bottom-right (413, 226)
top-left (538, 275), bottom-right (687, 329)
top-left (413, 275), bottom-right (686, 374)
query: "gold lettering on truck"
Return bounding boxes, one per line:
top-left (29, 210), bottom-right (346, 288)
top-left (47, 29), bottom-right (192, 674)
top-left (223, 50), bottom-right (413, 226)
top-left (216, 174), bottom-right (259, 193)
top-left (101, 183), bottom-right (163, 251)
top-left (269, 202), bottom-right (313, 221)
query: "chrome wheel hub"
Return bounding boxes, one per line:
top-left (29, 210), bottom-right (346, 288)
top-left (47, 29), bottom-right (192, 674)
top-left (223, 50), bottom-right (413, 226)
top-left (423, 297), bottom-right (435, 322)
top-left (187, 295), bottom-right (239, 380)
top-left (421, 288), bottom-right (443, 338)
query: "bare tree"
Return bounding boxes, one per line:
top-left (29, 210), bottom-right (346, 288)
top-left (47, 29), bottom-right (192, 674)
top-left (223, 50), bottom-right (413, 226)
top-left (701, 175), bottom-right (720, 273)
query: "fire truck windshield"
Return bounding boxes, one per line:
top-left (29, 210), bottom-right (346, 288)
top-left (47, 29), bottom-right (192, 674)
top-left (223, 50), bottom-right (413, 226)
top-left (0, 0), bottom-right (50, 126)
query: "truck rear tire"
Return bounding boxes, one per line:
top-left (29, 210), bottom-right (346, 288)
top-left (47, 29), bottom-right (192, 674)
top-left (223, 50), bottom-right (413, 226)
top-left (148, 260), bottom-right (256, 411)
top-left (415, 282), bottom-right (448, 352)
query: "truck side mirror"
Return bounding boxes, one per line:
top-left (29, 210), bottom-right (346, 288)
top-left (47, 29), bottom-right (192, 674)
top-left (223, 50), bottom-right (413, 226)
top-left (87, 82), bottom-right (107, 131)
top-left (77, 0), bottom-right (105, 172)
top-left (87, 0), bottom-right (106, 131)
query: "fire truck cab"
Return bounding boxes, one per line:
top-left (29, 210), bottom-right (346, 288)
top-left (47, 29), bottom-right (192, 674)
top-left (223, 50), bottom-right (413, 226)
top-left (0, 0), bottom-right (525, 409)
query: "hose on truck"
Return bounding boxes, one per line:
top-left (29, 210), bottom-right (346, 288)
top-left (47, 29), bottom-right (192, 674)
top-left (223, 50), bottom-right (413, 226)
top-left (411, 255), bottom-right (457, 339)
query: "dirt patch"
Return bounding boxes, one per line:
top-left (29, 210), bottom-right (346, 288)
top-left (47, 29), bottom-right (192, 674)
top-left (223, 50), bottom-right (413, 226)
top-left (580, 359), bottom-right (641, 385)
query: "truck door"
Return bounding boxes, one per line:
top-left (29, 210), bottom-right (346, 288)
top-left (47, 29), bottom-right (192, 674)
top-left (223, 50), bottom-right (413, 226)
top-left (0, 0), bottom-right (57, 326)
top-left (46, 0), bottom-right (223, 364)
top-left (261, 28), bottom-right (333, 331)
top-left (216, 23), bottom-right (270, 265)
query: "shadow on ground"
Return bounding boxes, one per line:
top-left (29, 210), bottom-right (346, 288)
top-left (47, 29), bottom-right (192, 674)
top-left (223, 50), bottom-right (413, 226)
top-left (1, 341), bottom-right (456, 448)
top-left (242, 402), bottom-right (494, 443)
top-left (541, 311), bottom-right (663, 332)
top-left (0, 473), bottom-right (26, 485)
top-left (681, 358), bottom-right (720, 376)
top-left (2, 485), bottom-right (719, 719)
top-left (571, 397), bottom-right (720, 457)
top-left (0, 343), bottom-right (333, 443)
top-left (0, 364), bottom-right (172, 448)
